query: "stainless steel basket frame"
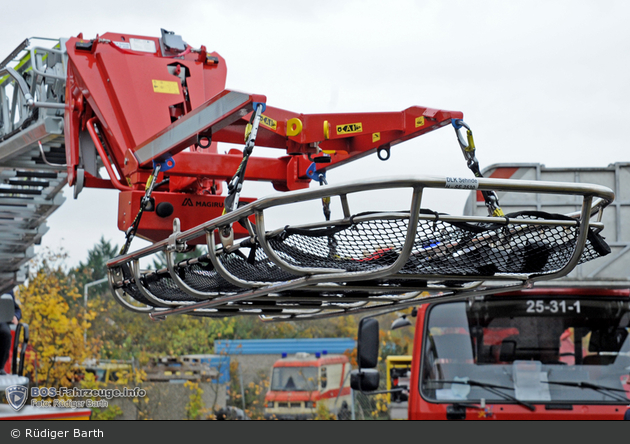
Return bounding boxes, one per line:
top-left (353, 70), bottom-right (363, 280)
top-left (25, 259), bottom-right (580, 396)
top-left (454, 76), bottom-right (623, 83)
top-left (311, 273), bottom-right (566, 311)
top-left (106, 175), bottom-right (613, 321)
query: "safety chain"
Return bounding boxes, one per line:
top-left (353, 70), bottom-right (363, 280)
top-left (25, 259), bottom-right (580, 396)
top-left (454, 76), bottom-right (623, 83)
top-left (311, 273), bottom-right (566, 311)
top-left (317, 173), bottom-right (331, 221)
top-left (119, 162), bottom-right (162, 256)
top-left (220, 103), bottom-right (265, 246)
top-left (306, 163), bottom-right (338, 256)
top-left (452, 119), bottom-right (504, 217)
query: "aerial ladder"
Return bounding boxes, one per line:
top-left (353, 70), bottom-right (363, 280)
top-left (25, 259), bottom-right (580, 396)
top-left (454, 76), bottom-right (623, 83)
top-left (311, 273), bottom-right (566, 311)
top-left (0, 37), bottom-right (68, 294)
top-left (0, 29), bottom-right (615, 321)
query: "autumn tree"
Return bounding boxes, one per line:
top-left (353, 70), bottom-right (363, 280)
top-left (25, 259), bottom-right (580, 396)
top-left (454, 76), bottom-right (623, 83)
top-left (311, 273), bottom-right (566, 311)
top-left (18, 248), bottom-right (99, 388)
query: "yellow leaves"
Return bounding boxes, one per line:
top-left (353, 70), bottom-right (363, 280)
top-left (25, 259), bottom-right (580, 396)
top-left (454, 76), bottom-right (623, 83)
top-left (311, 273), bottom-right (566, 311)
top-left (80, 371), bottom-right (98, 387)
top-left (184, 380), bottom-right (208, 420)
top-left (18, 249), bottom-right (100, 388)
top-left (115, 367), bottom-right (146, 386)
top-left (314, 403), bottom-right (337, 420)
top-left (366, 393), bottom-right (390, 419)
top-left (92, 404), bottom-right (123, 421)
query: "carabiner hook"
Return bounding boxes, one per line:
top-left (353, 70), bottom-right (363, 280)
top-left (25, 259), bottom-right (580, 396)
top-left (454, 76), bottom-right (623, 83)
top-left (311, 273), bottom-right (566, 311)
top-left (451, 119), bottom-right (475, 153)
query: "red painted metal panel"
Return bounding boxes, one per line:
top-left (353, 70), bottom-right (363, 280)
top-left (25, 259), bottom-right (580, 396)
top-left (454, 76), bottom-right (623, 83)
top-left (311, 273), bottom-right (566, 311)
top-left (62, 30), bottom-right (464, 243)
top-left (117, 191), bottom-right (255, 244)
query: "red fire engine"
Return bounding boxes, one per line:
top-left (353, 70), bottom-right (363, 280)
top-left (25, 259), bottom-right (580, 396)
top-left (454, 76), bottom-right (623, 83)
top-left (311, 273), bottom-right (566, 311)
top-left (352, 163), bottom-right (630, 420)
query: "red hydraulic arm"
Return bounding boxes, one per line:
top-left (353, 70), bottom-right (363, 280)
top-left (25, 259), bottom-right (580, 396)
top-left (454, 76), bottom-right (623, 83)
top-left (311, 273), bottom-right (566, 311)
top-left (63, 30), bottom-right (463, 245)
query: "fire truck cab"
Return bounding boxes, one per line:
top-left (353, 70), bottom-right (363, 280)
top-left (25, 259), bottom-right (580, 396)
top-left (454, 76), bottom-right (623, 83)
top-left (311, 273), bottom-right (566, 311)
top-left (351, 163), bottom-right (630, 420)
top-left (264, 352), bottom-right (352, 420)
top-left (353, 289), bottom-right (630, 420)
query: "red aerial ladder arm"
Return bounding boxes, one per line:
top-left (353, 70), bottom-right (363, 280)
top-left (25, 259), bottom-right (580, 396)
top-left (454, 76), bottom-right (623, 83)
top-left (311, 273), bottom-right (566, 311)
top-left (123, 102), bottom-right (462, 191)
top-left (62, 31), bottom-right (463, 244)
top-left (253, 104), bottom-right (461, 180)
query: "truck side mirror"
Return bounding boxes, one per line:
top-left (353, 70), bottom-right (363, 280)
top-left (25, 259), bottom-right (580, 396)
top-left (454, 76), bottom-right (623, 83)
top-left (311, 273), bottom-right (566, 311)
top-left (350, 368), bottom-right (380, 392)
top-left (350, 317), bottom-right (380, 392)
top-left (357, 317), bottom-right (379, 368)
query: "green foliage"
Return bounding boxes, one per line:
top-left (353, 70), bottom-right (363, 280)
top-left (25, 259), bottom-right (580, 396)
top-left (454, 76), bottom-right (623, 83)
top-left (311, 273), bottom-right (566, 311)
top-left (92, 404), bottom-right (124, 420)
top-left (72, 236), bottom-right (119, 286)
top-left (66, 240), bottom-right (232, 360)
top-left (314, 403), bottom-right (337, 420)
top-left (184, 380), bottom-right (210, 420)
top-left (89, 296), bottom-right (239, 360)
top-left (78, 372), bottom-right (124, 420)
top-left (228, 313), bottom-right (361, 341)
top-left (226, 361), bottom-right (269, 420)
top-left (19, 248), bottom-right (99, 389)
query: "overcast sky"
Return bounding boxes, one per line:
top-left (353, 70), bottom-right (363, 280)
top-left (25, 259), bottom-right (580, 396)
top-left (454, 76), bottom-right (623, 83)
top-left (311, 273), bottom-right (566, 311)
top-left (2, 1), bottom-right (629, 269)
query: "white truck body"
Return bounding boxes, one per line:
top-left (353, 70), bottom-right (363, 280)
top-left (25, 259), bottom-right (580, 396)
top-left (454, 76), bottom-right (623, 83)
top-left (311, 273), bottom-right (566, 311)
top-left (464, 162), bottom-right (630, 284)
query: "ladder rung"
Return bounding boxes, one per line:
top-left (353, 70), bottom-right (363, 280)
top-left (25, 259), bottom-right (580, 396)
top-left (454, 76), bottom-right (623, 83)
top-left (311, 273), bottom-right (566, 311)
top-left (7, 179), bottom-right (49, 187)
top-left (15, 171), bottom-right (58, 179)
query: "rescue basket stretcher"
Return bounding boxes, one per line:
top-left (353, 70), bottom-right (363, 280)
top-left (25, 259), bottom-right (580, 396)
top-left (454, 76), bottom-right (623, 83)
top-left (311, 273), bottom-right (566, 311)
top-left (105, 175), bottom-right (614, 321)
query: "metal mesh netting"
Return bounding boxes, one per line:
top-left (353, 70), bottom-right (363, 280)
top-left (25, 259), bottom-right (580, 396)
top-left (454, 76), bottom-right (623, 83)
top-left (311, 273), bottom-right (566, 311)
top-left (402, 212), bottom-right (606, 276)
top-left (267, 211), bottom-right (608, 277)
top-left (115, 210), bottom-right (610, 307)
top-left (115, 264), bottom-right (156, 306)
top-left (118, 249), bottom-right (299, 306)
top-left (267, 219), bottom-right (406, 272)
top-left (220, 248), bottom-right (298, 283)
top-left (142, 261), bottom-right (230, 302)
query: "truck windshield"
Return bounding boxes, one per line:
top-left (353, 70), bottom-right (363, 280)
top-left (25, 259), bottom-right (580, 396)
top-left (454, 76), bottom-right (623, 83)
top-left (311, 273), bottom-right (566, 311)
top-left (420, 297), bottom-right (630, 404)
top-left (270, 366), bottom-right (318, 391)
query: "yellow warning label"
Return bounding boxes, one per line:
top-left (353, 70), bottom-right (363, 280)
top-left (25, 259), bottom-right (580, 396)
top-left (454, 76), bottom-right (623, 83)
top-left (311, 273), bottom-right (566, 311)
top-left (336, 122), bottom-right (363, 135)
top-left (260, 115), bottom-right (277, 130)
top-left (372, 132), bottom-right (381, 143)
top-left (152, 80), bottom-right (180, 95)
top-left (415, 116), bottom-right (425, 128)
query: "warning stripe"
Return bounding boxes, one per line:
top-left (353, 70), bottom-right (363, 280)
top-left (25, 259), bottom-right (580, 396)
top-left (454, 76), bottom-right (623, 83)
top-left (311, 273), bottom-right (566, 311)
top-left (477, 167), bottom-right (520, 202)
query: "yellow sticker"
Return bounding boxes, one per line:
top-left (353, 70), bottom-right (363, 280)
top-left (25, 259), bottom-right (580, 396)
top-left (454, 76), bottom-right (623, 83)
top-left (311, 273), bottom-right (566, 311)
top-left (152, 80), bottom-right (180, 95)
top-left (372, 132), bottom-right (381, 143)
top-left (415, 116), bottom-right (425, 128)
top-left (260, 115), bottom-right (277, 130)
top-left (336, 122), bottom-right (363, 135)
